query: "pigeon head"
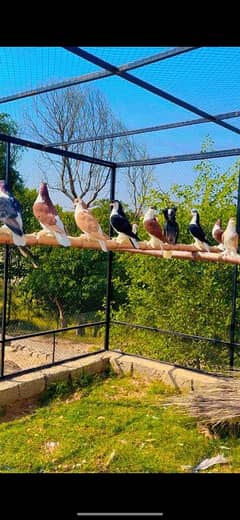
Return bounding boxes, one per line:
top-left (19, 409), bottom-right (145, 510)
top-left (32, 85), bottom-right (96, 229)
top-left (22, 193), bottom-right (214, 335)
top-left (110, 200), bottom-right (125, 216)
top-left (144, 207), bottom-right (156, 221)
top-left (74, 198), bottom-right (88, 210)
top-left (39, 182), bottom-right (50, 200)
top-left (110, 200), bottom-right (120, 210)
top-left (163, 207), bottom-right (177, 222)
top-left (228, 217), bottom-right (236, 227)
top-left (167, 207), bottom-right (177, 221)
top-left (190, 208), bottom-right (200, 224)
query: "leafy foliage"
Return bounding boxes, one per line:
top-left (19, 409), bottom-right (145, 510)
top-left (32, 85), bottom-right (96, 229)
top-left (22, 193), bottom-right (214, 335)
top-left (0, 113), bottom-right (23, 191)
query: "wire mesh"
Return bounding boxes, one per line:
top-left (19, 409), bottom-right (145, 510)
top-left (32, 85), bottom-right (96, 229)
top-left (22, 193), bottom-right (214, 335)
top-left (1, 46), bottom-right (240, 376)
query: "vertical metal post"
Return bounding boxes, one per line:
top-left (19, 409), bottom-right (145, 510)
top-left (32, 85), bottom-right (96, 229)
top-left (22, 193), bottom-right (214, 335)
top-left (52, 333), bottom-right (56, 363)
top-left (229, 166), bottom-right (240, 369)
top-left (104, 166), bottom-right (116, 350)
top-left (1, 142), bottom-right (11, 377)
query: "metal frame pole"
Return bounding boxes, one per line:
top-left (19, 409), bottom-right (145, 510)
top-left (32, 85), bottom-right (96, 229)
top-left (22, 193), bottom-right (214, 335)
top-left (1, 142), bottom-right (11, 377)
top-left (229, 166), bottom-right (240, 369)
top-left (104, 166), bottom-right (116, 350)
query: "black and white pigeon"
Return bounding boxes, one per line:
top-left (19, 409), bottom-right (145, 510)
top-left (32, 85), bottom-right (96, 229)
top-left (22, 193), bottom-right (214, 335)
top-left (189, 208), bottom-right (211, 252)
top-left (0, 180), bottom-right (38, 267)
top-left (110, 200), bottom-right (140, 248)
top-left (162, 207), bottom-right (179, 244)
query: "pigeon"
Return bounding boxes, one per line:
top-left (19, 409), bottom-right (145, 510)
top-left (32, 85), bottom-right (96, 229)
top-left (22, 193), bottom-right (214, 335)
top-left (212, 218), bottom-right (225, 251)
top-left (0, 179), bottom-right (26, 246)
top-left (162, 207), bottom-right (179, 245)
top-left (74, 197), bottom-right (108, 252)
top-left (33, 182), bottom-right (71, 247)
top-left (110, 200), bottom-right (140, 248)
top-left (143, 207), bottom-right (164, 248)
top-left (0, 180), bottom-right (38, 268)
top-left (189, 208), bottom-right (211, 252)
top-left (221, 217), bottom-right (238, 257)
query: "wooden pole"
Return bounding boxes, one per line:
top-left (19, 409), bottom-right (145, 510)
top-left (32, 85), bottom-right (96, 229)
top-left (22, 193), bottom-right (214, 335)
top-left (0, 228), bottom-right (240, 265)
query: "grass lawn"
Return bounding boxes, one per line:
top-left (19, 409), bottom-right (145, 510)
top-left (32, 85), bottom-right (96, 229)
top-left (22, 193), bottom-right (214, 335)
top-left (0, 371), bottom-right (240, 473)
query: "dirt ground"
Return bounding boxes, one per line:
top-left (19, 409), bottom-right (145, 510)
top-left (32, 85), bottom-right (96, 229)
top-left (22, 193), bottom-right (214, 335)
top-left (4, 336), bottom-right (96, 375)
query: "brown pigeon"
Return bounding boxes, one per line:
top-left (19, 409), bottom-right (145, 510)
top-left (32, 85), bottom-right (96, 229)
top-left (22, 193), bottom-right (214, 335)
top-left (143, 207), bottom-right (164, 248)
top-left (212, 218), bottom-right (225, 251)
top-left (33, 182), bottom-right (71, 247)
top-left (74, 197), bottom-right (108, 252)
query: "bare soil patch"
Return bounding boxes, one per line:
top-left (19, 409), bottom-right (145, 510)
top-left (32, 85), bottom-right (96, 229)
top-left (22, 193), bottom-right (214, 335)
top-left (4, 336), bottom-right (96, 374)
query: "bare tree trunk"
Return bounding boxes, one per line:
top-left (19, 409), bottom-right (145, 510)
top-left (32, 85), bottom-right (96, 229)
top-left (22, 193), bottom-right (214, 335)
top-left (53, 298), bottom-right (67, 328)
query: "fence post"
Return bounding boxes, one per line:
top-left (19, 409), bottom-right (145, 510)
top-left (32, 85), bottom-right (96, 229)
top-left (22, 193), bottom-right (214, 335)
top-left (52, 332), bottom-right (56, 363)
top-left (229, 166), bottom-right (240, 369)
top-left (1, 142), bottom-right (11, 377)
top-left (104, 166), bottom-right (116, 350)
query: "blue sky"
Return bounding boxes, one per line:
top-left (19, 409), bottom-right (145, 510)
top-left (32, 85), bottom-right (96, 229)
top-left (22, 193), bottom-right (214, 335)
top-left (0, 46), bottom-right (240, 209)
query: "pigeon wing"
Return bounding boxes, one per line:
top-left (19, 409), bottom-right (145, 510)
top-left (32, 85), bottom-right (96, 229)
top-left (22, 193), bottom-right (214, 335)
top-left (111, 214), bottom-right (135, 237)
top-left (189, 223), bottom-right (209, 243)
top-left (33, 202), bottom-right (62, 229)
top-left (0, 197), bottom-right (18, 219)
top-left (76, 210), bottom-right (102, 234)
top-left (144, 218), bottom-right (164, 240)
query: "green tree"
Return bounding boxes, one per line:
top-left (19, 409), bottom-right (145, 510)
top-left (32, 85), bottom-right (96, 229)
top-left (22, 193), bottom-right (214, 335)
top-left (17, 203), bottom-right (108, 328)
top-left (0, 113), bottom-right (23, 191)
top-left (18, 245), bottom-right (108, 328)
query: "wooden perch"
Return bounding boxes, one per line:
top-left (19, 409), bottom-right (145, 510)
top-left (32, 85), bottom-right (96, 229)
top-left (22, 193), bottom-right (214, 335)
top-left (0, 227), bottom-right (240, 265)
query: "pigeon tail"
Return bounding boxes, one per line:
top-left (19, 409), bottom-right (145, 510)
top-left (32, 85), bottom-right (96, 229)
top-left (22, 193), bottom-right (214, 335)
top-left (129, 237), bottom-right (140, 249)
top-left (12, 232), bottom-right (26, 247)
top-left (18, 247), bottom-right (39, 268)
top-left (55, 232), bottom-right (71, 247)
top-left (194, 238), bottom-right (210, 252)
top-left (98, 239), bottom-right (108, 253)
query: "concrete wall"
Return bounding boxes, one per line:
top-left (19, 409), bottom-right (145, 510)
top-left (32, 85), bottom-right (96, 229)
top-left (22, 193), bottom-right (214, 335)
top-left (0, 351), bottom-right (228, 409)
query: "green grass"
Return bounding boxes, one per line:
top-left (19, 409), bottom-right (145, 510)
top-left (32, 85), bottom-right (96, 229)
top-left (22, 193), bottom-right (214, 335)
top-left (0, 372), bottom-right (240, 473)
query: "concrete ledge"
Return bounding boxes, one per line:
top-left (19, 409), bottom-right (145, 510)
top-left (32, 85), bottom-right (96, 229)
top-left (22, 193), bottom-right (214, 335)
top-left (0, 353), bottom-right (110, 408)
top-left (107, 351), bottom-right (227, 392)
top-left (65, 357), bottom-right (109, 380)
top-left (0, 380), bottom-right (19, 406)
top-left (43, 365), bottom-right (73, 385)
top-left (0, 351), bottom-right (229, 409)
top-left (16, 373), bottom-right (46, 399)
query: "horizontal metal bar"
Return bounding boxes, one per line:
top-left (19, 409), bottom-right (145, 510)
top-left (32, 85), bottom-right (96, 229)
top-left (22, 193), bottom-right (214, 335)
top-left (111, 320), bottom-right (240, 349)
top-left (0, 132), bottom-right (115, 167)
top-left (0, 70), bottom-right (111, 105)
top-left (117, 147), bottom-right (240, 168)
top-left (0, 348), bottom-right (106, 381)
top-left (1, 321), bottom-right (106, 343)
top-left (68, 47), bottom-right (240, 137)
top-left (0, 47), bottom-right (197, 106)
top-left (49, 110), bottom-right (240, 148)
